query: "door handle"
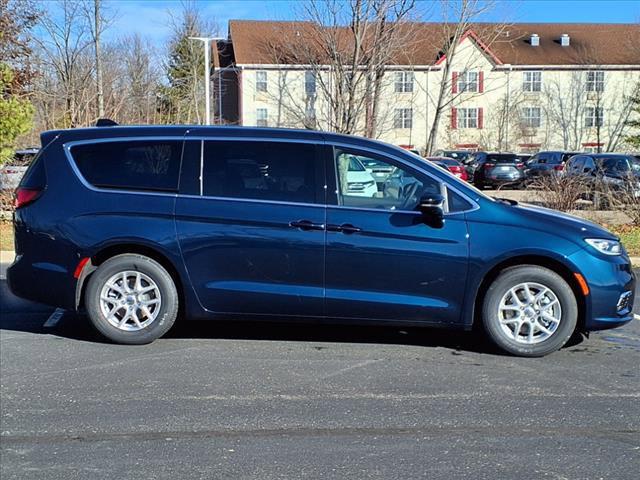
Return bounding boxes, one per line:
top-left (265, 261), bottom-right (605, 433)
top-left (326, 223), bottom-right (362, 234)
top-left (289, 220), bottom-right (325, 231)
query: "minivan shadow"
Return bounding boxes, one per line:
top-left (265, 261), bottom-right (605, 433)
top-left (0, 280), bottom-right (586, 354)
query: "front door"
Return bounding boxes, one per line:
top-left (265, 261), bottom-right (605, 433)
top-left (175, 138), bottom-right (326, 316)
top-left (324, 147), bottom-right (470, 325)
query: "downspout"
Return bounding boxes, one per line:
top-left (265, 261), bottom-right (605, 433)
top-left (425, 67), bottom-right (430, 154)
top-left (238, 66), bottom-right (244, 126)
top-left (505, 64), bottom-right (512, 151)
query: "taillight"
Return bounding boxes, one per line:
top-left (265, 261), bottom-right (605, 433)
top-left (484, 163), bottom-right (495, 169)
top-left (553, 164), bottom-right (564, 171)
top-left (14, 187), bottom-right (43, 209)
top-left (516, 163), bottom-right (525, 169)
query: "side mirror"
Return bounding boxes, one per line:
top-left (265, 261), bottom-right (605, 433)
top-left (418, 193), bottom-right (445, 228)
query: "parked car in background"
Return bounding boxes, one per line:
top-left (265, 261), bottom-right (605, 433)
top-left (359, 156), bottom-right (396, 190)
top-left (426, 156), bottom-right (468, 181)
top-left (433, 150), bottom-right (475, 181)
top-left (524, 151), bottom-right (582, 184)
top-left (565, 153), bottom-right (640, 201)
top-left (7, 124), bottom-right (635, 357)
top-left (469, 152), bottom-right (525, 189)
top-left (339, 153), bottom-right (378, 197)
top-left (0, 148), bottom-right (39, 191)
top-left (432, 150), bottom-right (472, 164)
top-left (516, 153), bottom-right (532, 164)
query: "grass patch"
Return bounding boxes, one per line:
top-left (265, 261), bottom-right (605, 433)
top-left (0, 222), bottom-right (14, 251)
top-left (610, 224), bottom-right (640, 257)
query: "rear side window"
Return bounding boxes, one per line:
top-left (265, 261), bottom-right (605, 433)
top-left (201, 140), bottom-right (319, 204)
top-left (71, 140), bottom-right (183, 192)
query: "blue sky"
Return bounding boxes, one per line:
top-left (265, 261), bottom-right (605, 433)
top-left (44, 0), bottom-right (640, 43)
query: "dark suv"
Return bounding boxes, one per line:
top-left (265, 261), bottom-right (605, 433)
top-left (469, 152), bottom-right (525, 189)
top-left (7, 125), bottom-right (635, 357)
top-left (565, 153), bottom-right (640, 200)
top-left (524, 151), bottom-right (582, 183)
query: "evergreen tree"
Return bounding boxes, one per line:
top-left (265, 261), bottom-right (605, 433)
top-left (0, 63), bottom-right (34, 164)
top-left (158, 7), bottom-right (207, 124)
top-left (626, 91), bottom-right (640, 149)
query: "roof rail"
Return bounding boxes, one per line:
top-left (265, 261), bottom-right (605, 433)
top-left (95, 118), bottom-right (118, 127)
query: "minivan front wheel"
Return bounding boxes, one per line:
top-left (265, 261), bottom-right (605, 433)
top-left (482, 266), bottom-right (578, 357)
top-left (85, 254), bottom-right (178, 344)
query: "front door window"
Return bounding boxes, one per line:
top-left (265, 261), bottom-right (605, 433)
top-left (335, 149), bottom-right (441, 212)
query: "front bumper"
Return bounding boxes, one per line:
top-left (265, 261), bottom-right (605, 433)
top-left (568, 248), bottom-right (636, 331)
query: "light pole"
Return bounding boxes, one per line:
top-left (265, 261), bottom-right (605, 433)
top-left (188, 36), bottom-right (225, 125)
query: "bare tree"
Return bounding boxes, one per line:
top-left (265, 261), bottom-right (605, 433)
top-left (33, 0), bottom-right (93, 127)
top-left (262, 0), bottom-right (419, 136)
top-left (424, 0), bottom-right (507, 154)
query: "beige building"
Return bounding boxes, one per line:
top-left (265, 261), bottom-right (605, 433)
top-left (214, 21), bottom-right (640, 154)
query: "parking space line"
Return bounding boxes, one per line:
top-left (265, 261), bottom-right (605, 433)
top-left (635, 314), bottom-right (640, 322)
top-left (43, 308), bottom-right (65, 328)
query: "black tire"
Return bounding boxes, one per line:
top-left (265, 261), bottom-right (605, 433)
top-left (474, 180), bottom-right (485, 190)
top-left (482, 265), bottom-right (578, 357)
top-left (85, 254), bottom-right (179, 344)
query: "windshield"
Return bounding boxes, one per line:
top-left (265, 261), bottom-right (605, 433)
top-left (360, 158), bottom-right (390, 169)
top-left (347, 156), bottom-right (366, 172)
top-left (487, 154), bottom-right (518, 163)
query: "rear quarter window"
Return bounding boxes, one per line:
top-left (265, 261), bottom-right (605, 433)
top-left (70, 140), bottom-right (183, 192)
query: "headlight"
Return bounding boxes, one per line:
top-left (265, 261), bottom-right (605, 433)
top-left (585, 238), bottom-right (622, 256)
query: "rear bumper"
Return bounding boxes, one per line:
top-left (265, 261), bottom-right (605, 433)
top-left (7, 254), bottom-right (78, 311)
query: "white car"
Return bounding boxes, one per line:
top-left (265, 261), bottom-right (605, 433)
top-left (343, 155), bottom-right (378, 197)
top-left (0, 148), bottom-right (39, 191)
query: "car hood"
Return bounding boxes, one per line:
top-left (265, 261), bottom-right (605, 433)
top-left (510, 203), bottom-right (617, 241)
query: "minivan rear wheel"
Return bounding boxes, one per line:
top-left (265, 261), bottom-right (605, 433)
top-left (85, 254), bottom-right (178, 344)
top-left (482, 265), bottom-right (578, 357)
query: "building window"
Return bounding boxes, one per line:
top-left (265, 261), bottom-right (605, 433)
top-left (394, 108), bottom-right (413, 129)
top-left (458, 71), bottom-right (479, 93)
top-left (458, 108), bottom-right (478, 128)
top-left (522, 107), bottom-right (542, 128)
top-left (256, 71), bottom-right (268, 92)
top-left (586, 71), bottom-right (604, 92)
top-left (585, 107), bottom-right (603, 127)
top-left (523, 71), bottom-right (542, 92)
top-left (256, 108), bottom-right (268, 127)
top-left (305, 71), bottom-right (316, 96)
top-left (394, 71), bottom-right (414, 93)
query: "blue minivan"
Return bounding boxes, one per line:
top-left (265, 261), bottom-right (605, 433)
top-left (7, 125), bottom-right (636, 356)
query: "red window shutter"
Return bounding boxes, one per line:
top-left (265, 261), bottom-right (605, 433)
top-left (478, 108), bottom-right (484, 129)
top-left (451, 108), bottom-right (457, 129)
top-left (478, 71), bottom-right (484, 93)
top-left (452, 72), bottom-right (458, 94)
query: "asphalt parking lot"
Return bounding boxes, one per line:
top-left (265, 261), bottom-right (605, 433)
top-left (1, 264), bottom-right (639, 479)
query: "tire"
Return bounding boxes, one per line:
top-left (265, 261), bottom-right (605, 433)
top-left (482, 265), bottom-right (578, 357)
top-left (85, 254), bottom-right (179, 344)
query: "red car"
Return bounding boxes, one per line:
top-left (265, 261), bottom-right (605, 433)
top-left (426, 156), bottom-right (469, 181)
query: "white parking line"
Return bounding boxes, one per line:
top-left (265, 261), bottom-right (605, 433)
top-left (635, 314), bottom-right (640, 322)
top-left (43, 308), bottom-right (65, 328)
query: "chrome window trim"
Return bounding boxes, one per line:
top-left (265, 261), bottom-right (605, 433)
top-left (63, 135), bottom-right (480, 215)
top-left (176, 193), bottom-right (325, 209)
